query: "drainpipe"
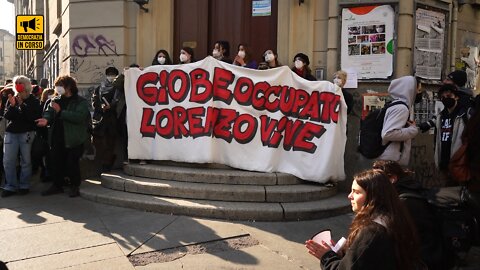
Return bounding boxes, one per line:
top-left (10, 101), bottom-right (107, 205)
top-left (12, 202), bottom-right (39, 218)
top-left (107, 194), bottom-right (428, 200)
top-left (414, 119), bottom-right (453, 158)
top-left (450, 1), bottom-right (458, 72)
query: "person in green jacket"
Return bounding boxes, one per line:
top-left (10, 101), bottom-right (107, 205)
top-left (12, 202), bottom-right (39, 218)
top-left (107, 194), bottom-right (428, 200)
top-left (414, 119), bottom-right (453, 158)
top-left (36, 75), bottom-right (90, 197)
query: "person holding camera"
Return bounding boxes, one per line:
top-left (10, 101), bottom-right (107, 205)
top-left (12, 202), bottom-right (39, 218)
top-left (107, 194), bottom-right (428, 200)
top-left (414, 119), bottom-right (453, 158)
top-left (1, 76), bottom-right (42, 198)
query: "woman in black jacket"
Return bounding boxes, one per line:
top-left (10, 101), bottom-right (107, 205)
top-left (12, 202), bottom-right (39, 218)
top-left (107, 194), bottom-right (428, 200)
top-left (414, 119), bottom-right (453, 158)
top-left (373, 160), bottom-right (444, 270)
top-left (305, 169), bottom-right (422, 269)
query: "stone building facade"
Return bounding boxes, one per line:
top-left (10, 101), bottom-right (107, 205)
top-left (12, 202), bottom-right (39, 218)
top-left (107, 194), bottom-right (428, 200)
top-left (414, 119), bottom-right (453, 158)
top-left (0, 29), bottom-right (15, 83)
top-left (13, 0), bottom-right (480, 185)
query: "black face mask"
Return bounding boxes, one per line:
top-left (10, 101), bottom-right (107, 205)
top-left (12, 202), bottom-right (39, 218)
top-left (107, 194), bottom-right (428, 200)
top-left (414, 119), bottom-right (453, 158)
top-left (415, 92), bottom-right (423, 104)
top-left (441, 97), bottom-right (456, 109)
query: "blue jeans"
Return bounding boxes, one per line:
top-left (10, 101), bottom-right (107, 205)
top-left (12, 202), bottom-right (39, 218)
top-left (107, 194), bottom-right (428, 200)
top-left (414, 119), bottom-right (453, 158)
top-left (3, 131), bottom-right (35, 191)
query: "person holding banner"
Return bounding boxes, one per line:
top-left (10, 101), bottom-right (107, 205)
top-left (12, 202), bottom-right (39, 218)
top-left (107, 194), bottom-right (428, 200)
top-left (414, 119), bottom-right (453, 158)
top-left (179, 47), bottom-right (195, 64)
top-left (291, 53), bottom-right (316, 81)
top-left (263, 49), bottom-right (281, 69)
top-left (333, 70), bottom-right (353, 115)
top-left (233, 43), bottom-right (257, 69)
top-left (212, 41), bottom-right (232, 64)
top-left (151, 49), bottom-right (172, 66)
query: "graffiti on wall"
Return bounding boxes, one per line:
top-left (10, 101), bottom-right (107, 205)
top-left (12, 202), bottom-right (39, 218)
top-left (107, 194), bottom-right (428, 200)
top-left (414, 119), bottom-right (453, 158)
top-left (72, 34), bottom-right (119, 57)
top-left (70, 57), bottom-right (116, 84)
top-left (410, 144), bottom-right (439, 188)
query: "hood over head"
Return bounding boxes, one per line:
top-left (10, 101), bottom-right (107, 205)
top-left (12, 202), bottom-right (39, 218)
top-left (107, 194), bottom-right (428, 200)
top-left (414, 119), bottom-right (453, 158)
top-left (387, 75), bottom-right (417, 107)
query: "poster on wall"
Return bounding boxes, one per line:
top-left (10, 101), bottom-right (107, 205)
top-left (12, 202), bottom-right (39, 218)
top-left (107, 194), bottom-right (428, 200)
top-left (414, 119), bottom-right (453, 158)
top-left (361, 93), bottom-right (390, 120)
top-left (414, 8), bottom-right (446, 80)
top-left (252, 0), bottom-right (271, 16)
top-left (341, 5), bottom-right (394, 79)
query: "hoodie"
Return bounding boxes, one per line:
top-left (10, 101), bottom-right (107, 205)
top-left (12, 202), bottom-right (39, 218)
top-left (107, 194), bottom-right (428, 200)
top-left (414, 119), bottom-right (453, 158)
top-left (378, 76), bottom-right (419, 166)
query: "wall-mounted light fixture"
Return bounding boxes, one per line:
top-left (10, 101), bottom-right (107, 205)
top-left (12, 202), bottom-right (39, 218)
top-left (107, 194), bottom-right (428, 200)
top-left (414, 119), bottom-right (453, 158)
top-left (134, 0), bottom-right (149, 12)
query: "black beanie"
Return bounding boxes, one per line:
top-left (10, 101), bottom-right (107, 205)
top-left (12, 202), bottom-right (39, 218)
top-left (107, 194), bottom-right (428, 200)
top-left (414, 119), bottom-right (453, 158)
top-left (294, 53), bottom-right (310, 66)
top-left (447, 70), bottom-right (467, 87)
top-left (105, 66), bottom-right (119, 76)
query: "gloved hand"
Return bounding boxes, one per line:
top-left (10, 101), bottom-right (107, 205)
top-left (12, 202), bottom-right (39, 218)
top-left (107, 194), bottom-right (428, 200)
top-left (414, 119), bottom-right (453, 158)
top-left (419, 121), bottom-right (432, 133)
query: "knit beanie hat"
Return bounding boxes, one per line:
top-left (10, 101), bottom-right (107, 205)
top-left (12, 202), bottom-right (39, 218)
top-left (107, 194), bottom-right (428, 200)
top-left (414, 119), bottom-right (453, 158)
top-left (294, 53), bottom-right (310, 65)
top-left (447, 70), bottom-right (467, 87)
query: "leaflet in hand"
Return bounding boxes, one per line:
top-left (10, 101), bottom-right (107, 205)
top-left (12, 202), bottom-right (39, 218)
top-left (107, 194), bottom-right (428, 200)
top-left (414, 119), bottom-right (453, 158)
top-left (311, 229), bottom-right (346, 253)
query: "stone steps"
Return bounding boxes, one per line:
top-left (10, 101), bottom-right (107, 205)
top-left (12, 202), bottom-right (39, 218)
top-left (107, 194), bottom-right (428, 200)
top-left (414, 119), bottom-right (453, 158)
top-left (80, 180), bottom-right (351, 221)
top-left (101, 172), bottom-right (336, 203)
top-left (123, 164), bottom-right (302, 185)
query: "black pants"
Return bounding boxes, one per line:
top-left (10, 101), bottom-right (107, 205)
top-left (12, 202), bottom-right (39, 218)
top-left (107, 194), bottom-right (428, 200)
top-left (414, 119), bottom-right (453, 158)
top-left (50, 144), bottom-right (84, 188)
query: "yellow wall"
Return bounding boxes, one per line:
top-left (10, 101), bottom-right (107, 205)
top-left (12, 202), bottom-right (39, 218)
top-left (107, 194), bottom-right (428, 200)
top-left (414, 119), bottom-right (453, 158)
top-left (136, 0), bottom-right (174, 67)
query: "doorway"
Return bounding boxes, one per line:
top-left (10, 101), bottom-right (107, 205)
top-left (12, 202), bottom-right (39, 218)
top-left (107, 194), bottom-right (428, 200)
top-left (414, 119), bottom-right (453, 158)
top-left (174, 0), bottom-right (278, 65)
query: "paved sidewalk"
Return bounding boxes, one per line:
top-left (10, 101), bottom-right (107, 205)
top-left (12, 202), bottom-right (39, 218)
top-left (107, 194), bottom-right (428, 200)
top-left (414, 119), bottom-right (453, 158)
top-left (1, 178), bottom-right (479, 269)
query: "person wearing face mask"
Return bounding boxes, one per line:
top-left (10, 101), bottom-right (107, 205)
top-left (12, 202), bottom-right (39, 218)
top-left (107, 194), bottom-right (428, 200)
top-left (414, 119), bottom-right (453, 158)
top-left (212, 41), bottom-right (232, 64)
top-left (151, 49), bottom-right (173, 66)
top-left (36, 75), bottom-right (90, 197)
top-left (233, 43), bottom-right (257, 69)
top-left (1, 76), bottom-right (42, 198)
top-left (91, 66), bottom-right (120, 173)
top-left (291, 53), bottom-right (316, 81)
top-left (432, 84), bottom-right (470, 186)
top-left (263, 49), bottom-right (281, 69)
top-left (179, 47), bottom-right (195, 64)
top-left (333, 70), bottom-right (353, 115)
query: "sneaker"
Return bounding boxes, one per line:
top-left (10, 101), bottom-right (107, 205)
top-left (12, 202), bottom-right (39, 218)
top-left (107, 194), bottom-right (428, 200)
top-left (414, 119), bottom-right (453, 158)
top-left (41, 185), bottom-right (64, 196)
top-left (122, 160), bottom-right (129, 165)
top-left (139, 160), bottom-right (147, 165)
top-left (68, 186), bottom-right (80, 198)
top-left (1, 189), bottom-right (16, 198)
top-left (18, 188), bottom-right (30, 195)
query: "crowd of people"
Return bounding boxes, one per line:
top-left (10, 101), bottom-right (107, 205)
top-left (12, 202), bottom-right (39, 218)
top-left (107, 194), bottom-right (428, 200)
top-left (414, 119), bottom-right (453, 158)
top-left (305, 69), bottom-right (480, 269)
top-left (0, 42), bottom-right (479, 269)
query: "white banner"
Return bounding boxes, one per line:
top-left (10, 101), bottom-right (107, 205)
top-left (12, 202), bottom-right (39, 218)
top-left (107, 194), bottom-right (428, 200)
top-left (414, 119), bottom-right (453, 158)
top-left (341, 5), bottom-right (394, 79)
top-left (124, 56), bottom-right (347, 183)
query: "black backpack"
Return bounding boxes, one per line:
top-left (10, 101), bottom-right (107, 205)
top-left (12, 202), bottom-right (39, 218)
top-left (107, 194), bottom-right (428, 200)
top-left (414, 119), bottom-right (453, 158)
top-left (400, 191), bottom-right (480, 269)
top-left (358, 100), bottom-right (408, 159)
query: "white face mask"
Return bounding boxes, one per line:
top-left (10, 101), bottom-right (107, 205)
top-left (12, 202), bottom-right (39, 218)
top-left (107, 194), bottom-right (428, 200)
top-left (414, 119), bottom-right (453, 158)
top-left (237, 51), bottom-right (246, 59)
top-left (179, 53), bottom-right (188, 63)
top-left (106, 76), bottom-right (116, 82)
top-left (294, 60), bottom-right (304, 69)
top-left (333, 78), bottom-right (343, 87)
top-left (265, 53), bottom-right (274, 62)
top-left (212, 49), bottom-right (221, 58)
top-left (55, 86), bottom-right (65, 96)
top-left (157, 56), bottom-right (166, 65)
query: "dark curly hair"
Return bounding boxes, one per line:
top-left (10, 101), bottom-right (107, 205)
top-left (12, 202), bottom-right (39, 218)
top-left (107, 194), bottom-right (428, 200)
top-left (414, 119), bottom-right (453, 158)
top-left (54, 75), bottom-right (79, 96)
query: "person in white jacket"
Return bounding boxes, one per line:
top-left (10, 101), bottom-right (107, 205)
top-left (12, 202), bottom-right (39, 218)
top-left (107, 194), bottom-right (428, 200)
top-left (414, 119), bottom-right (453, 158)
top-left (378, 76), bottom-right (421, 166)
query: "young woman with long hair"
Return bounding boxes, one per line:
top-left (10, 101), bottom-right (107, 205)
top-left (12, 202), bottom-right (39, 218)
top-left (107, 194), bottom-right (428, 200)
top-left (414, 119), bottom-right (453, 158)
top-left (305, 169), bottom-right (423, 269)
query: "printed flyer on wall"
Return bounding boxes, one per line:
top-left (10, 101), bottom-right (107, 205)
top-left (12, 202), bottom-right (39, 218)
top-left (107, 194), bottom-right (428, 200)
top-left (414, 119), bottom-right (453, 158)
top-left (341, 5), bottom-right (394, 79)
top-left (414, 8), bottom-right (446, 80)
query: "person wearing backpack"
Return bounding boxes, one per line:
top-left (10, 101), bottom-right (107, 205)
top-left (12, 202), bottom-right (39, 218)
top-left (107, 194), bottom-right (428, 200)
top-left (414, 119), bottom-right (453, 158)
top-left (377, 76), bottom-right (422, 166)
top-left (373, 160), bottom-right (445, 270)
top-left (433, 84), bottom-right (469, 186)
